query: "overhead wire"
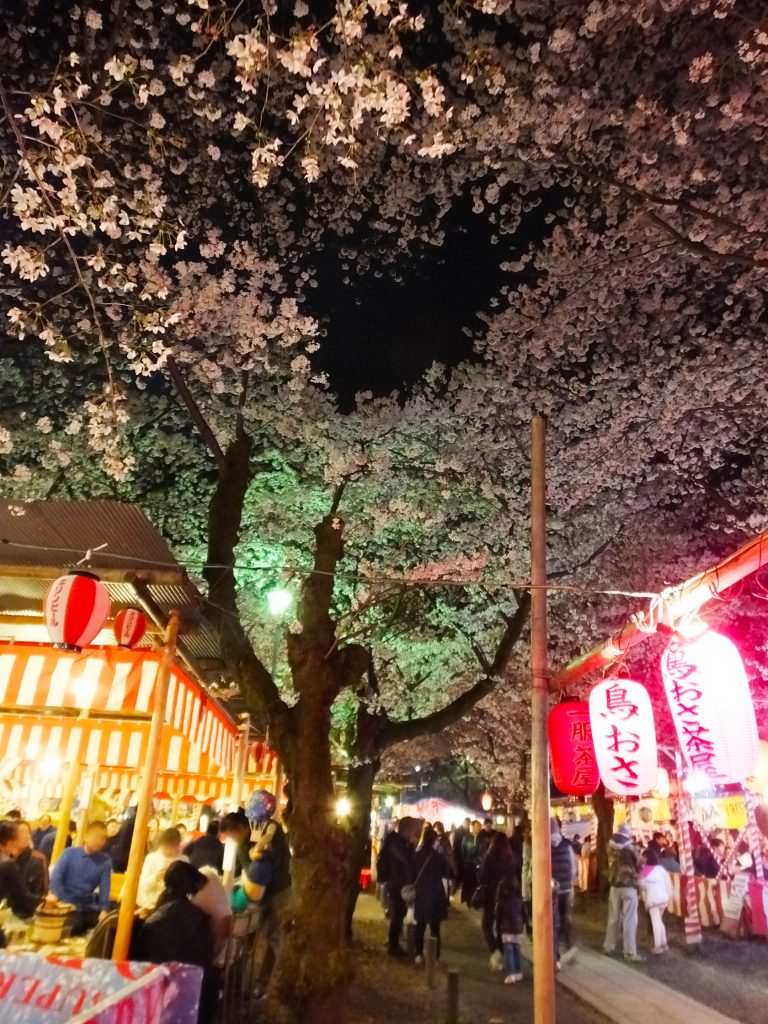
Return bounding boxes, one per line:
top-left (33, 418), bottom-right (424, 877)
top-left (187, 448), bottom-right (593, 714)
top-left (0, 537), bottom-right (660, 598)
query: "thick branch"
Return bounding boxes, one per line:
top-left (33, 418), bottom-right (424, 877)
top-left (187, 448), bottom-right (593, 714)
top-left (167, 356), bottom-right (226, 469)
top-left (384, 591), bottom-right (531, 747)
top-left (645, 209), bottom-right (766, 268)
top-left (298, 494), bottom-right (346, 641)
top-left (203, 429), bottom-right (286, 721)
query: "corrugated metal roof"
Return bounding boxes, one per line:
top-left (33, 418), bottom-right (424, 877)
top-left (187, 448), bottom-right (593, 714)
top-left (0, 501), bottom-right (239, 719)
top-left (0, 501), bottom-right (178, 569)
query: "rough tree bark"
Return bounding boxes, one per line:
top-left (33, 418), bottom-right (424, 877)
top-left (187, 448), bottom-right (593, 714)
top-left (592, 784), bottom-right (615, 896)
top-left (202, 426), bottom-right (533, 1022)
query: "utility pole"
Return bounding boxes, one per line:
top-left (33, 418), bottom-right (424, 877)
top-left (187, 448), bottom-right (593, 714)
top-left (530, 415), bottom-right (555, 1024)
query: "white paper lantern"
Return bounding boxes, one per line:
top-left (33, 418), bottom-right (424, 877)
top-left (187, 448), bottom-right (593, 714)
top-left (589, 677), bottom-right (658, 797)
top-left (660, 630), bottom-right (758, 786)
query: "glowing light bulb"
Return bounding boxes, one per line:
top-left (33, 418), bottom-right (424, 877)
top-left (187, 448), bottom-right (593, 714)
top-left (39, 757), bottom-right (62, 778)
top-left (336, 796), bottom-right (351, 818)
top-left (267, 588), bottom-right (293, 616)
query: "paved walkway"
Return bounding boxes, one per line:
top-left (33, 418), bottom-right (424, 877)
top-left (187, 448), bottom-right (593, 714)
top-left (556, 945), bottom-right (744, 1024)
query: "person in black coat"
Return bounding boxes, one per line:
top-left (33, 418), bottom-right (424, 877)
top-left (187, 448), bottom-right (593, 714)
top-left (16, 822), bottom-right (48, 899)
top-left (106, 807), bottom-right (136, 873)
top-left (410, 826), bottom-right (450, 964)
top-left (477, 832), bottom-right (518, 967)
top-left (0, 821), bottom-right (40, 946)
top-left (452, 818), bottom-right (471, 895)
top-left (184, 821), bottom-right (224, 873)
top-left (133, 861), bottom-right (216, 1024)
top-left (377, 817), bottom-right (418, 956)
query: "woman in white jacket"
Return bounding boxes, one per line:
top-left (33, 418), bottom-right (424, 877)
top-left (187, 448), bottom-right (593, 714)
top-left (638, 849), bottom-right (674, 953)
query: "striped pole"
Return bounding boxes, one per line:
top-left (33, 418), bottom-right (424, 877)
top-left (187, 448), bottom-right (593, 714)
top-left (743, 788), bottom-right (764, 879)
top-left (674, 759), bottom-right (702, 945)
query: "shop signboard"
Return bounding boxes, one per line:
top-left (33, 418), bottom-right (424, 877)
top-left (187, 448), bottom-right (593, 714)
top-left (0, 953), bottom-right (201, 1024)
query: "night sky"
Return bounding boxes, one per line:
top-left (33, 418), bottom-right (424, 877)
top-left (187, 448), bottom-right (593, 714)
top-left (308, 205), bottom-right (509, 410)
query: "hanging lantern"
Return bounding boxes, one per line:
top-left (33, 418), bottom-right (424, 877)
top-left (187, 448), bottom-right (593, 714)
top-left (113, 607), bottom-right (147, 648)
top-left (548, 700), bottom-right (599, 796)
top-left (481, 791), bottom-right (493, 813)
top-left (589, 677), bottom-right (658, 797)
top-left (661, 630), bottom-right (759, 786)
top-left (44, 571), bottom-right (111, 652)
top-left (251, 742), bottom-right (276, 775)
top-left (653, 766), bottom-right (670, 800)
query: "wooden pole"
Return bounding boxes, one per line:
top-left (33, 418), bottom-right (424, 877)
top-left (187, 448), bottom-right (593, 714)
top-left (445, 970), bottom-right (460, 1024)
top-left (50, 755), bottom-right (82, 867)
top-left (554, 525), bottom-right (768, 689)
top-left (169, 792), bottom-right (182, 827)
top-left (75, 767), bottom-right (95, 845)
top-left (112, 611), bottom-right (180, 961)
top-left (222, 715), bottom-right (250, 888)
top-left (530, 415), bottom-right (556, 1024)
top-left (231, 715), bottom-right (250, 811)
top-left (425, 935), bottom-right (438, 989)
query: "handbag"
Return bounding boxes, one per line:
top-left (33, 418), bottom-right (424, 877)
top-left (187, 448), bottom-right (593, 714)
top-left (470, 883), bottom-right (487, 910)
top-left (401, 852), bottom-right (433, 905)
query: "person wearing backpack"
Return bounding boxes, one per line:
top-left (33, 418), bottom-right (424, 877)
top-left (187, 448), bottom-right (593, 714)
top-left (603, 823), bottom-right (643, 961)
top-left (377, 816), bottom-right (417, 956)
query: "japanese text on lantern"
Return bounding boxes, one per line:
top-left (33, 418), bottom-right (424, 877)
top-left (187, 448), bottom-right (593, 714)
top-left (569, 714), bottom-right (597, 789)
top-left (662, 645), bottom-right (716, 778)
top-left (600, 683), bottom-right (641, 790)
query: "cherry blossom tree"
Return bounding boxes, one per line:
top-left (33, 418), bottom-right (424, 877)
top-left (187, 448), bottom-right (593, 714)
top-left (3, 1), bottom-right (768, 1020)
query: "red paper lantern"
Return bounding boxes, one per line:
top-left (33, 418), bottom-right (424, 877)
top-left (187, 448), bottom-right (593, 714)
top-left (44, 571), bottom-right (111, 651)
top-left (481, 791), bottom-right (493, 813)
top-left (251, 742), bottom-right (276, 775)
top-left (113, 607), bottom-right (147, 648)
top-left (548, 701), bottom-right (599, 796)
top-left (589, 677), bottom-right (657, 797)
top-left (661, 630), bottom-right (759, 786)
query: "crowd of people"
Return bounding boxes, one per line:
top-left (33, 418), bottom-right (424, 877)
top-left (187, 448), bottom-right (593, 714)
top-left (377, 813), bottom-right (744, 980)
top-left (377, 814), bottom-right (580, 985)
top-left (0, 790), bottom-right (290, 1024)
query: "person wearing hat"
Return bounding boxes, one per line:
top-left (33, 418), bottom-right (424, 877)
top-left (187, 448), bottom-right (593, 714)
top-left (603, 822), bottom-right (643, 961)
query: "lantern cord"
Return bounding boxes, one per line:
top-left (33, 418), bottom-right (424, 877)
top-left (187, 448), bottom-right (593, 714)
top-left (76, 542), bottom-right (108, 567)
top-left (630, 592), bottom-right (665, 634)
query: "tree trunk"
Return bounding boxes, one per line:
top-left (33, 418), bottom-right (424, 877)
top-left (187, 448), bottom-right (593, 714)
top-left (267, 701), bottom-right (354, 1024)
top-left (343, 756), bottom-right (380, 942)
top-left (592, 785), bottom-right (614, 896)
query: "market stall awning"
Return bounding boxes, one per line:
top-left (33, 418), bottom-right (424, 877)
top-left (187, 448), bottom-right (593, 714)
top-left (0, 642), bottom-right (238, 776)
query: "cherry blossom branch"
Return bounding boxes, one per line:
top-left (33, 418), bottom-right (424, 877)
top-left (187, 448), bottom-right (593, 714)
top-left (0, 77), bottom-right (116, 399)
top-left (90, 0), bottom-right (130, 105)
top-left (383, 590), bottom-right (531, 746)
top-left (645, 209), bottom-right (768, 268)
